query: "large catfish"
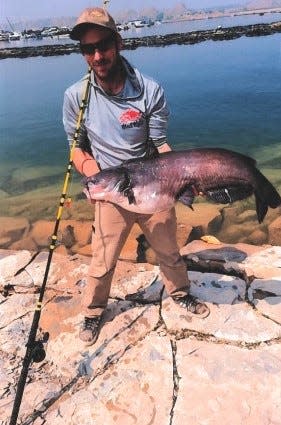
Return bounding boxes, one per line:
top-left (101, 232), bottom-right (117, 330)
top-left (83, 148), bottom-right (281, 223)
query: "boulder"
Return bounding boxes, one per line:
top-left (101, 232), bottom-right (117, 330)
top-left (0, 217), bottom-right (30, 248)
top-left (268, 216), bottom-right (281, 246)
top-left (9, 236), bottom-right (37, 251)
top-left (246, 228), bottom-right (268, 245)
top-left (30, 220), bottom-right (92, 249)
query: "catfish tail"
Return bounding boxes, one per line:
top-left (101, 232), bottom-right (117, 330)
top-left (253, 168), bottom-right (281, 223)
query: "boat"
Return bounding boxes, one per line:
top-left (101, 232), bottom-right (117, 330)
top-left (0, 32), bottom-right (9, 41)
top-left (9, 31), bottom-right (21, 40)
top-left (133, 20), bottom-right (146, 28)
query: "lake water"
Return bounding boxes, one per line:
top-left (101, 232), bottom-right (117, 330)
top-left (0, 22), bottom-right (281, 224)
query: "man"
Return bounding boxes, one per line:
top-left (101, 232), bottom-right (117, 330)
top-left (63, 7), bottom-right (210, 346)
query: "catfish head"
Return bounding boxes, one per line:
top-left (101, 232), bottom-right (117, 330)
top-left (83, 166), bottom-right (135, 204)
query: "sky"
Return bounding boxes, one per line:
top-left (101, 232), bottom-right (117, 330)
top-left (1, 0), bottom-right (245, 20)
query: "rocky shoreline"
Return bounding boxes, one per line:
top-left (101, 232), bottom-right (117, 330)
top-left (1, 202), bottom-right (281, 259)
top-left (1, 239), bottom-right (281, 424)
top-left (1, 21), bottom-right (281, 60)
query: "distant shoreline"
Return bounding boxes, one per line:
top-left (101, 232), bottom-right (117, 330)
top-left (162, 7), bottom-right (281, 24)
top-left (0, 20), bottom-right (281, 60)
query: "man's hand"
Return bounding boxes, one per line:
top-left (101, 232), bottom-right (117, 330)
top-left (72, 148), bottom-right (100, 177)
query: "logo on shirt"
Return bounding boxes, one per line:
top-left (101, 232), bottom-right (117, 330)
top-left (119, 109), bottom-right (144, 129)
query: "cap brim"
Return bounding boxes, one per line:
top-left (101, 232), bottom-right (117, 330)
top-left (70, 22), bottom-right (117, 40)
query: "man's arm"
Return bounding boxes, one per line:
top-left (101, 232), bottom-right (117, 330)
top-left (72, 148), bottom-right (100, 176)
top-left (63, 89), bottom-right (100, 177)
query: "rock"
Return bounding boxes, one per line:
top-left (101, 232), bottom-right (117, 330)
top-left (43, 335), bottom-right (173, 425)
top-left (0, 250), bottom-right (32, 286)
top-left (268, 216), bottom-right (281, 245)
top-left (0, 217), bottom-right (30, 247)
top-left (46, 302), bottom-right (160, 378)
top-left (246, 228), bottom-right (268, 245)
top-left (249, 277), bottom-right (281, 299)
top-left (30, 220), bottom-right (92, 249)
top-left (29, 220), bottom-right (54, 247)
top-left (74, 243), bottom-right (91, 256)
top-left (242, 246), bottom-right (281, 279)
top-left (180, 240), bottom-right (262, 258)
top-left (236, 209), bottom-right (258, 223)
top-left (248, 276), bottom-right (281, 324)
top-left (0, 236), bottom-right (13, 248)
top-left (253, 297), bottom-right (281, 324)
top-left (9, 236), bottom-right (38, 251)
top-left (2, 245), bottom-right (281, 424)
top-left (174, 339), bottom-right (281, 425)
top-left (109, 263), bottom-right (159, 300)
top-left (6, 252), bottom-right (90, 293)
top-left (188, 270), bottom-right (246, 304)
top-left (3, 380), bottom-right (61, 424)
top-left (162, 298), bottom-right (281, 343)
top-left (53, 244), bottom-right (69, 256)
top-left (218, 222), bottom-right (257, 244)
top-left (176, 203), bottom-right (221, 235)
top-left (1, 313), bottom-right (35, 356)
top-left (0, 294), bottom-right (36, 329)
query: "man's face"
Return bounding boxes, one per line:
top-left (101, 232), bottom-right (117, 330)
top-left (80, 27), bottom-right (121, 82)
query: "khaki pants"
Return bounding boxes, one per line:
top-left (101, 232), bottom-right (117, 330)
top-left (82, 201), bottom-right (189, 317)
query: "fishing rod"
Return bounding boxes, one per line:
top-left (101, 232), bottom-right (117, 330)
top-left (9, 67), bottom-right (92, 425)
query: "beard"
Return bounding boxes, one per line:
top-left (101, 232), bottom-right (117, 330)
top-left (92, 55), bottom-right (122, 83)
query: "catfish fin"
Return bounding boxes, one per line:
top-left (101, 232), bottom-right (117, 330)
top-left (205, 184), bottom-right (253, 204)
top-left (116, 168), bottom-right (136, 204)
top-left (117, 168), bottom-right (132, 192)
top-left (177, 187), bottom-right (195, 208)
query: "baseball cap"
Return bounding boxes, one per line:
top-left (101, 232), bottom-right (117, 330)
top-left (70, 7), bottom-right (119, 40)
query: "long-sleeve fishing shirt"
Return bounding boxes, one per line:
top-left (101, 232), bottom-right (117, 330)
top-left (63, 56), bottom-right (169, 170)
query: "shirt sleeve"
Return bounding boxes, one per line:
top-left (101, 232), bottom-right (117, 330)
top-left (62, 88), bottom-right (91, 152)
top-left (147, 84), bottom-right (170, 147)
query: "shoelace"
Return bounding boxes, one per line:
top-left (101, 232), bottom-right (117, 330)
top-left (83, 317), bottom-right (100, 331)
top-left (174, 294), bottom-right (199, 312)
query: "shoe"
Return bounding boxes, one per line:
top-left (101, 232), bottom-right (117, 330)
top-left (79, 316), bottom-right (101, 346)
top-left (172, 294), bottom-right (210, 318)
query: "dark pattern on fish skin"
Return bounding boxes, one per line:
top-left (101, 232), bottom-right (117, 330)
top-left (117, 168), bottom-right (136, 204)
top-left (205, 184), bottom-right (253, 204)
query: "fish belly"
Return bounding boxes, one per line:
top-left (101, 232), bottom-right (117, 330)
top-left (115, 185), bottom-right (175, 214)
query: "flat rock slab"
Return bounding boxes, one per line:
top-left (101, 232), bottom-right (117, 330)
top-left (0, 250), bottom-right (32, 285)
top-left (46, 302), bottom-right (160, 378)
top-left (180, 240), bottom-right (262, 258)
top-left (109, 264), bottom-right (159, 299)
top-left (0, 294), bottom-right (36, 329)
top-left (252, 297), bottom-right (281, 325)
top-left (2, 380), bottom-right (60, 425)
top-left (243, 246), bottom-right (281, 278)
top-left (43, 335), bottom-right (173, 425)
top-left (162, 298), bottom-right (281, 343)
top-left (188, 270), bottom-right (246, 304)
top-left (7, 252), bottom-right (91, 292)
top-left (174, 339), bottom-right (281, 425)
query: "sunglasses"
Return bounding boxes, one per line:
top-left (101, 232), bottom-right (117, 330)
top-left (80, 35), bottom-right (116, 55)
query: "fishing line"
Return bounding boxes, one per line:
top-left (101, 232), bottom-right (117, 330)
top-left (9, 66), bottom-right (92, 425)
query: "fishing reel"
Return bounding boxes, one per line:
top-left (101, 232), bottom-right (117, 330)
top-left (30, 331), bottom-right (50, 363)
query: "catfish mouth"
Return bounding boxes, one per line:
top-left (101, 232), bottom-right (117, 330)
top-left (86, 176), bottom-right (122, 199)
